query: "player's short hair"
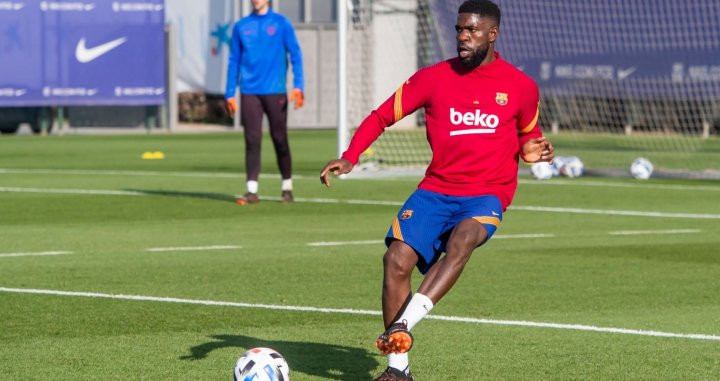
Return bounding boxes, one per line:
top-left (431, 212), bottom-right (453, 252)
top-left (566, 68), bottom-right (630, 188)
top-left (458, 0), bottom-right (501, 26)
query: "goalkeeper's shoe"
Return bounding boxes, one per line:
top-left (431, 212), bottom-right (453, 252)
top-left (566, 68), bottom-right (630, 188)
top-left (372, 367), bottom-right (414, 381)
top-left (375, 320), bottom-right (413, 355)
top-left (281, 190), bottom-right (294, 203)
top-left (236, 192), bottom-right (260, 205)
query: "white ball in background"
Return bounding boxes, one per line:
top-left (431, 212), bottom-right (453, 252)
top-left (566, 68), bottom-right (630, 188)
top-left (530, 161), bottom-right (553, 180)
top-left (561, 156), bottom-right (584, 178)
top-left (550, 156), bottom-right (566, 176)
top-left (630, 157), bottom-right (653, 180)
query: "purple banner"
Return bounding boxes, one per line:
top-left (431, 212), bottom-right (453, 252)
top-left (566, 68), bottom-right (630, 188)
top-left (432, 0), bottom-right (720, 100)
top-left (0, 0), bottom-right (166, 106)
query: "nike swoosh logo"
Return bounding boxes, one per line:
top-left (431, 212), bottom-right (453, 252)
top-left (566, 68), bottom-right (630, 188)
top-left (491, 211), bottom-right (499, 216)
top-left (75, 37), bottom-right (127, 63)
top-left (617, 67), bottom-right (636, 80)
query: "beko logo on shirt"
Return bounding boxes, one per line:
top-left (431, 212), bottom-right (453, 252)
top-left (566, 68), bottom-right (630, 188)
top-left (450, 108), bottom-right (499, 128)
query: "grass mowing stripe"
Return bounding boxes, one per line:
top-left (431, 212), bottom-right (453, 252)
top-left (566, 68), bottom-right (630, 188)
top-left (510, 206), bottom-right (720, 219)
top-left (269, 196), bottom-right (720, 220)
top-left (492, 233), bottom-right (555, 239)
top-left (0, 187), bottom-right (144, 196)
top-left (608, 229), bottom-right (702, 235)
top-left (518, 179), bottom-right (720, 192)
top-left (4, 187), bottom-right (719, 219)
top-left (2, 287), bottom-right (718, 342)
top-left (146, 245), bottom-right (242, 252)
top-left (0, 251), bottom-right (71, 258)
top-left (0, 168), bottom-right (311, 180)
top-left (4, 167), bottom-right (719, 192)
top-left (307, 240), bottom-right (383, 247)
top-left (306, 234), bottom-right (554, 246)
top-left (428, 315), bottom-right (720, 341)
top-left (260, 196), bottom-right (405, 206)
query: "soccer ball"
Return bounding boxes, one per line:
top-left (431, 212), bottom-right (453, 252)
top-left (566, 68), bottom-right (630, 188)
top-left (530, 161), bottom-right (553, 180)
top-left (560, 156), bottom-right (584, 178)
top-left (630, 157), bottom-right (653, 180)
top-left (234, 347), bottom-right (290, 381)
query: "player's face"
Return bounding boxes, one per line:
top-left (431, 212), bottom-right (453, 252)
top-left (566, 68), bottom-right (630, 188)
top-left (251, 0), bottom-right (270, 12)
top-left (455, 13), bottom-right (497, 68)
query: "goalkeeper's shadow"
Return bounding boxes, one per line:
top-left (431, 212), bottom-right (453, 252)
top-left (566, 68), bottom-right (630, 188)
top-left (125, 188), bottom-right (237, 203)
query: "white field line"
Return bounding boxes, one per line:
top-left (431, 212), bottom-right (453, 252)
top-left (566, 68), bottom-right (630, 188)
top-left (307, 240), bottom-right (383, 247)
top-left (3, 168), bottom-right (720, 192)
top-left (146, 245), bottom-right (242, 252)
top-left (510, 205), bottom-right (720, 220)
top-left (2, 186), bottom-right (719, 220)
top-left (608, 229), bottom-right (702, 236)
top-left (307, 234), bottom-right (555, 247)
top-left (259, 195), bottom-right (405, 206)
top-left (1, 286), bottom-right (718, 342)
top-left (0, 187), bottom-right (145, 196)
top-left (517, 179), bottom-right (720, 192)
top-left (0, 168), bottom-right (310, 180)
top-left (492, 233), bottom-right (555, 239)
top-left (268, 196), bottom-right (720, 220)
top-left (0, 251), bottom-right (72, 258)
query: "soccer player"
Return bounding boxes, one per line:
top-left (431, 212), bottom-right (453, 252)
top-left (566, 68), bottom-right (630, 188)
top-left (225, 0), bottom-right (304, 204)
top-left (320, 1), bottom-right (554, 380)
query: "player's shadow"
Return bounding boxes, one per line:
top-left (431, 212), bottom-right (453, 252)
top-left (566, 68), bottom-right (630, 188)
top-left (180, 334), bottom-right (378, 380)
top-left (125, 189), bottom-right (237, 203)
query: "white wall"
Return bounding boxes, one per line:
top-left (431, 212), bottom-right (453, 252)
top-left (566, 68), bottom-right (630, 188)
top-left (165, 0), bottom-right (235, 93)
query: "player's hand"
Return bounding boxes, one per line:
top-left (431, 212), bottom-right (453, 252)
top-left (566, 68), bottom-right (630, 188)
top-left (225, 97), bottom-right (237, 117)
top-left (289, 89), bottom-right (304, 109)
top-left (320, 159), bottom-right (353, 188)
top-left (521, 137), bottom-right (554, 163)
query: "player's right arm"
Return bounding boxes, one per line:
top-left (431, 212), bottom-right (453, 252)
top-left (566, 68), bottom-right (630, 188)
top-left (339, 69), bottom-right (432, 165)
top-left (225, 22), bottom-right (243, 116)
top-left (320, 69), bottom-right (432, 186)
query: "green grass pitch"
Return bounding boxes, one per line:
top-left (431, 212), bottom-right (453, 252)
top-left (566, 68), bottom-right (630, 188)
top-left (1, 130), bottom-right (719, 380)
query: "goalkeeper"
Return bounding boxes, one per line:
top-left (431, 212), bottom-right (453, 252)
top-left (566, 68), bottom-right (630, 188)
top-left (320, 1), bottom-right (554, 379)
top-left (225, 0), bottom-right (304, 204)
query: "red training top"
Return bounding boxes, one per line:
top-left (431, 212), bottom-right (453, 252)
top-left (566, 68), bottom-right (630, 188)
top-left (341, 52), bottom-right (543, 211)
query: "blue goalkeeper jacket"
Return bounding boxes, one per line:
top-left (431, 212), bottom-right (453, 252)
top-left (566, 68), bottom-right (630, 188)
top-left (225, 9), bottom-right (304, 98)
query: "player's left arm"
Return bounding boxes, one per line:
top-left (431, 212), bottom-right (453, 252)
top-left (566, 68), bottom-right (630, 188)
top-left (517, 80), bottom-right (554, 163)
top-left (283, 19), bottom-right (304, 109)
top-left (225, 22), bottom-right (243, 116)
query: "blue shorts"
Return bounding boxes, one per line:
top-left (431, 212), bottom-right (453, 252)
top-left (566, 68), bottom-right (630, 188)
top-left (385, 189), bottom-right (503, 274)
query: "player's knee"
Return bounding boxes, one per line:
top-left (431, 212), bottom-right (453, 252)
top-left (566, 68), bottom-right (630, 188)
top-left (446, 223), bottom-right (487, 261)
top-left (445, 241), bottom-right (473, 266)
top-left (458, 220), bottom-right (488, 245)
top-left (273, 140), bottom-right (290, 156)
top-left (245, 135), bottom-right (262, 150)
top-left (383, 246), bottom-right (415, 277)
top-left (245, 142), bottom-right (261, 155)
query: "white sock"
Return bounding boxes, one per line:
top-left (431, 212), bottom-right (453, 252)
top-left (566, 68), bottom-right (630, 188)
top-left (397, 293), bottom-right (433, 331)
top-left (281, 178), bottom-right (293, 191)
top-left (388, 352), bottom-right (409, 373)
top-left (246, 180), bottom-right (258, 194)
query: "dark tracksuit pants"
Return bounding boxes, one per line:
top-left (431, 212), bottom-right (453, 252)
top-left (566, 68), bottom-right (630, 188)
top-left (240, 94), bottom-right (292, 183)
